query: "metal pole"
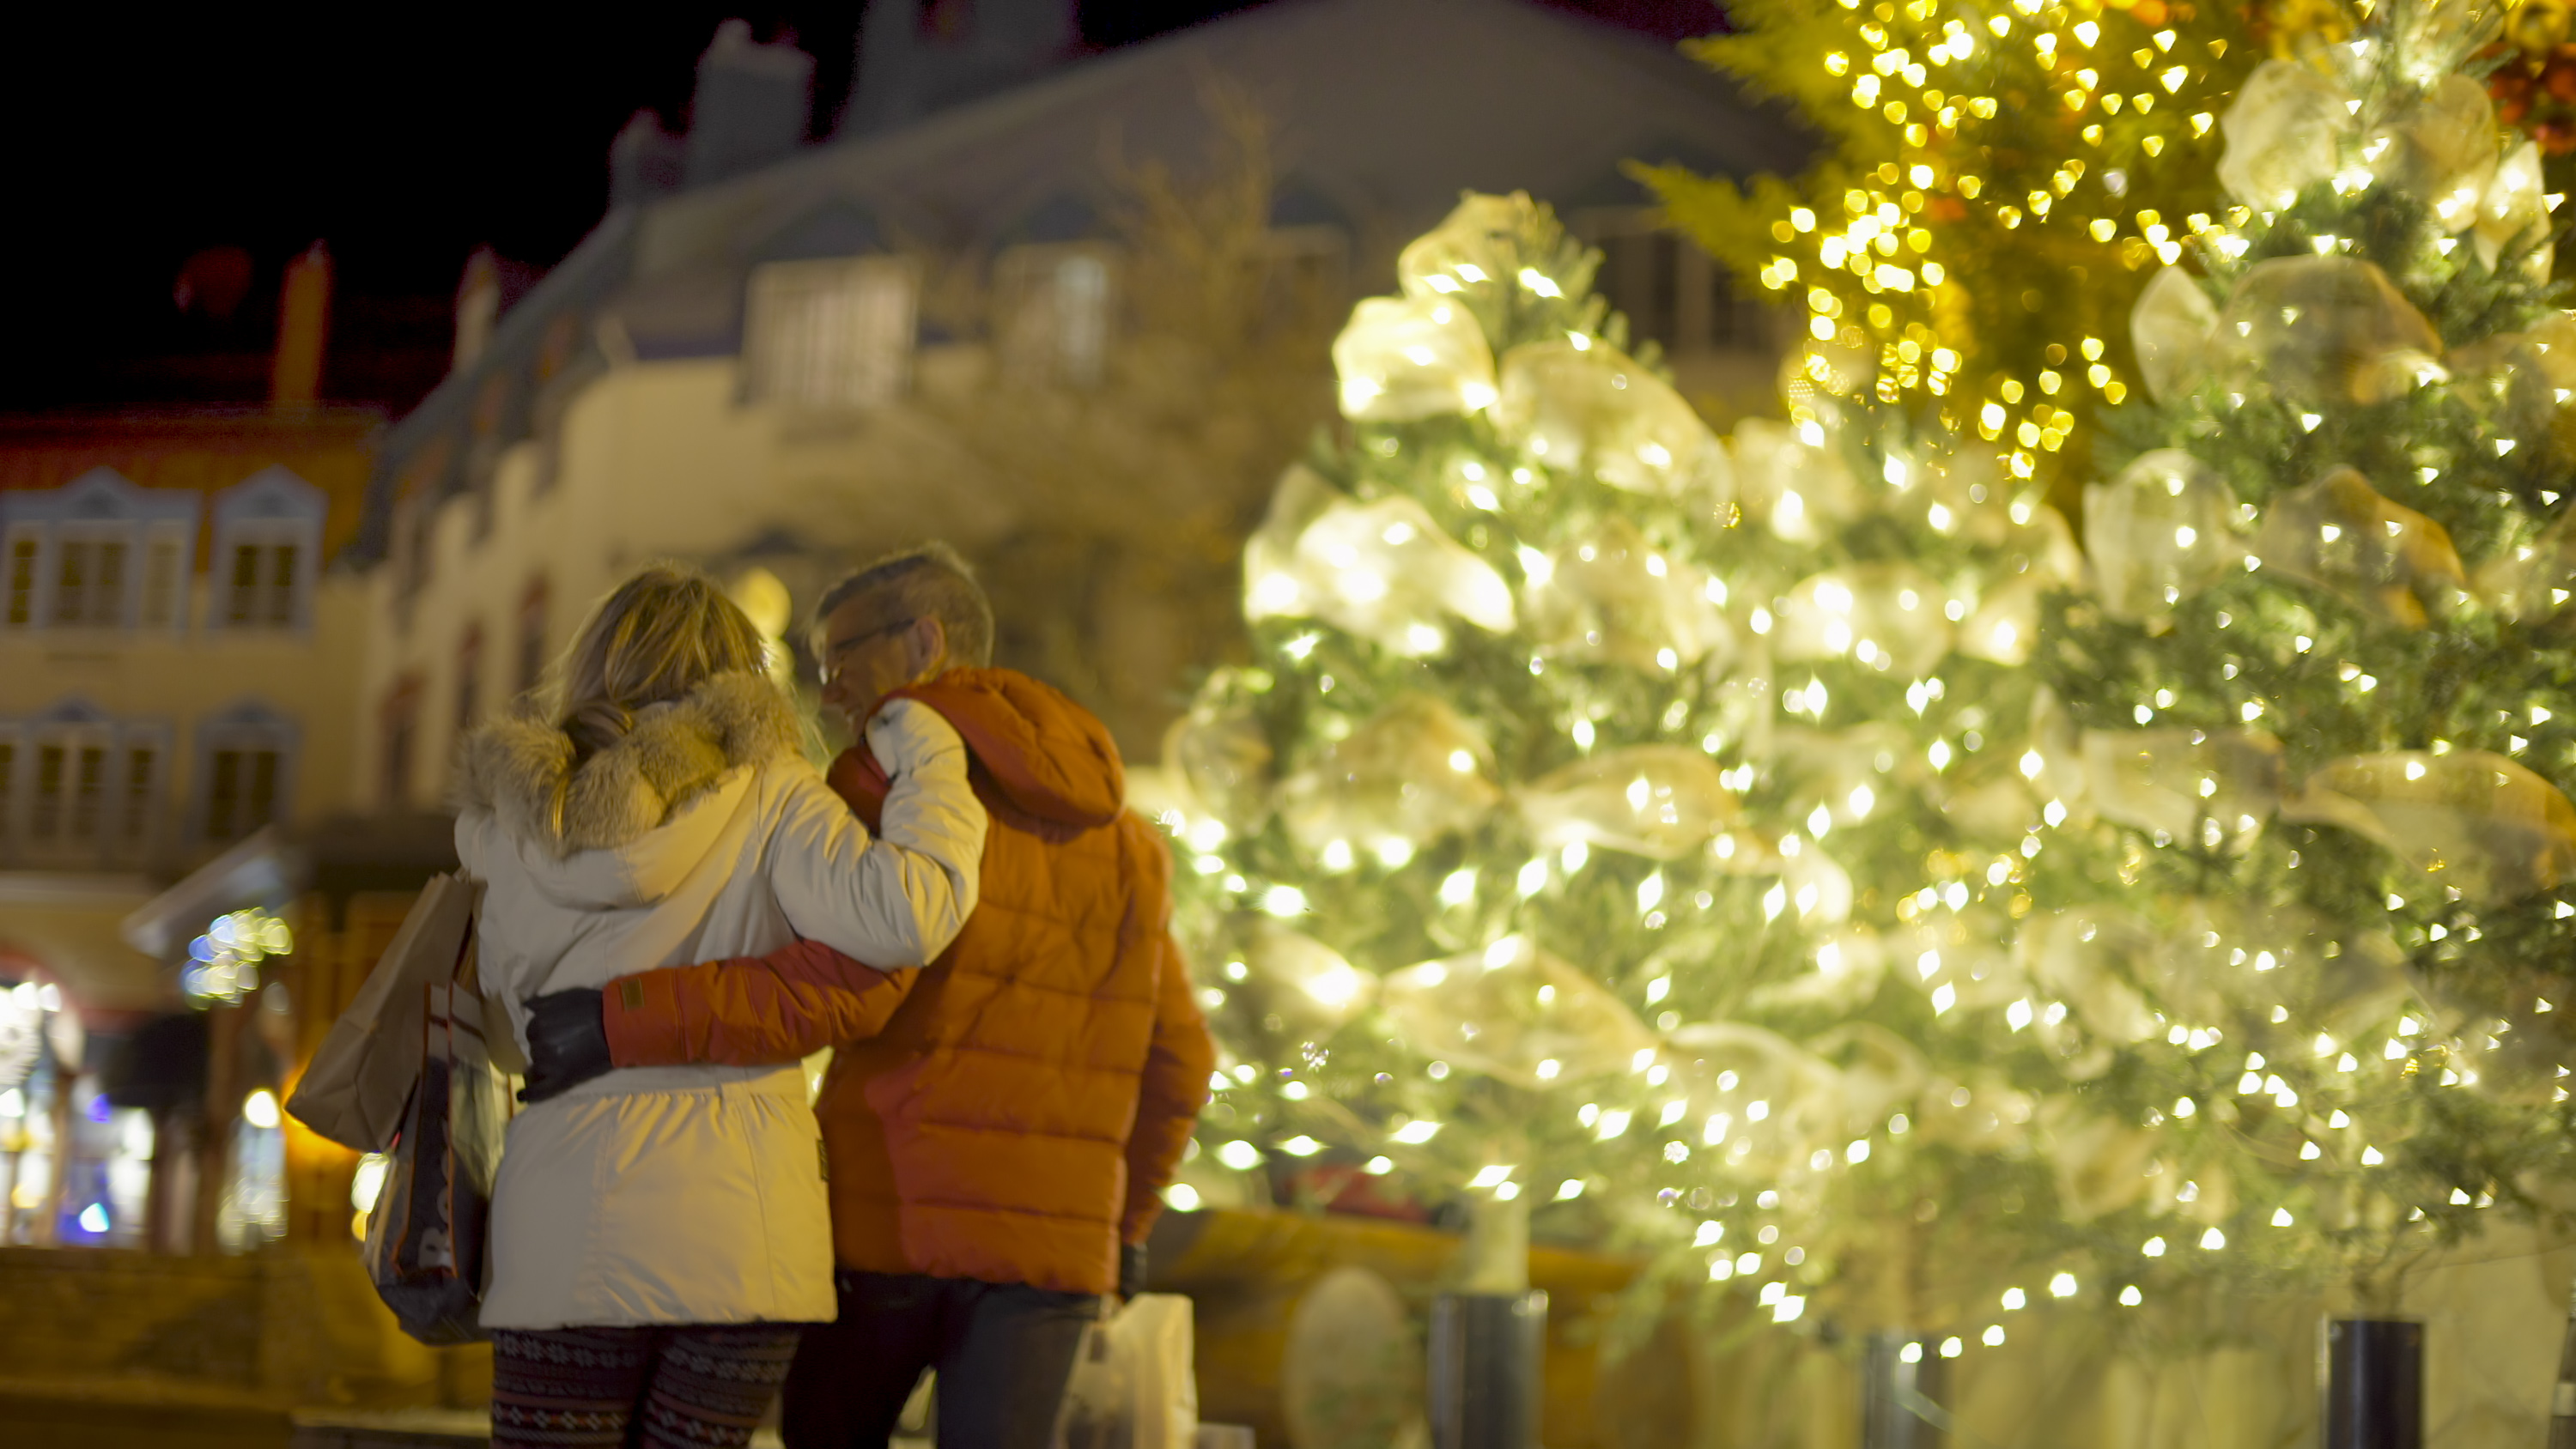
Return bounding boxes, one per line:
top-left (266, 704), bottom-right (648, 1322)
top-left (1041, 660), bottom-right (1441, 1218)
top-left (1428, 1290), bottom-right (1548, 1449)
top-left (2547, 1277), bottom-right (2576, 1449)
top-left (1861, 1333), bottom-right (1947, 1449)
top-left (2320, 1319), bottom-right (2421, 1449)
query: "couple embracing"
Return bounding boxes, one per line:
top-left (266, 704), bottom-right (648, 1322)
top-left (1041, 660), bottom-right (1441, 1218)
top-left (453, 545), bottom-right (1215, 1449)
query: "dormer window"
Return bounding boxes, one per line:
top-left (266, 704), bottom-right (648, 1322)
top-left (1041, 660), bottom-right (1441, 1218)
top-left (51, 530), bottom-right (130, 627)
top-left (209, 467), bottom-right (324, 634)
top-left (0, 469), bottom-right (199, 634)
top-left (7, 530), bottom-right (42, 627)
top-left (222, 537), bottom-right (301, 628)
top-left (998, 244), bottom-right (1115, 386)
top-left (1578, 207), bottom-right (1778, 358)
top-left (744, 256), bottom-right (920, 409)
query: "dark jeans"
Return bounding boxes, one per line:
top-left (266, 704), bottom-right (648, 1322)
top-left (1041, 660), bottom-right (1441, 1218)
top-left (781, 1270), bottom-right (1102, 1449)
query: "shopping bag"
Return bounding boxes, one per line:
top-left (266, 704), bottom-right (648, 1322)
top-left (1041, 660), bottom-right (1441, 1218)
top-left (361, 973), bottom-right (513, 1344)
top-left (1056, 1293), bottom-right (1200, 1449)
top-left (287, 874), bottom-right (485, 1152)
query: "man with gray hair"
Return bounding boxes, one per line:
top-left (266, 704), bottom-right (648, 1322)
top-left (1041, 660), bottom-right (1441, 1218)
top-left (525, 541), bottom-right (1214, 1449)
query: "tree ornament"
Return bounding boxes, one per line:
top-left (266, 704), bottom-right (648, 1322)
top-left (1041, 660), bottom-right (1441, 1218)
top-left (1397, 192), bottom-right (1552, 303)
top-left (2038, 1100), bottom-right (2163, 1222)
top-left (2132, 267), bottom-right (2221, 405)
top-left (1662, 1022), bottom-right (1850, 1174)
top-left (2366, 74), bottom-right (2498, 227)
top-left (2081, 727), bottom-right (2287, 845)
top-left (2084, 449), bottom-right (2249, 622)
top-left (1769, 724), bottom-right (1911, 828)
top-left (1777, 842), bottom-right (1856, 926)
top-left (1243, 465), bottom-right (1516, 654)
top-left (2005, 503), bottom-right (2090, 589)
top-left (1276, 693), bottom-right (1502, 858)
top-left (2014, 907), bottom-right (2164, 1048)
top-left (2285, 749), bottom-right (2576, 904)
top-left (1520, 515), bottom-right (1730, 672)
top-left (1516, 744), bottom-right (1737, 860)
top-left (2217, 58), bottom-right (2356, 209)
top-left (2388, 0), bottom-right (2503, 58)
top-left (1164, 687), bottom-right (1274, 835)
top-left (1911, 1073), bottom-right (2037, 1151)
top-left (1245, 924), bottom-right (1378, 1032)
top-left (2477, 499), bottom-right (2576, 622)
top-left (1380, 935), bottom-right (1656, 1090)
top-left (1955, 573), bottom-right (2048, 666)
top-left (1772, 561), bottom-right (1954, 676)
top-left (2210, 257), bottom-right (2445, 408)
top-left (2249, 465), bottom-right (2469, 627)
top-left (1333, 294), bottom-right (1499, 422)
top-left (2154, 897), bottom-right (2408, 1037)
top-left (1806, 1022), bottom-right (1928, 1133)
top-left (1729, 418), bottom-right (1862, 543)
top-left (2474, 138), bottom-right (2552, 276)
top-left (1492, 338), bottom-right (1730, 498)
top-left (2506, 0), bottom-right (2573, 57)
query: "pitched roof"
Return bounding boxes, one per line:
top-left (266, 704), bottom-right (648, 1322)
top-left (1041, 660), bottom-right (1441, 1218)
top-left (360, 0), bottom-right (1803, 561)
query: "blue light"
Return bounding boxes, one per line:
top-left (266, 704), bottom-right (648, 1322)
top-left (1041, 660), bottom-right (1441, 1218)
top-left (189, 937), bottom-right (216, 962)
top-left (86, 1095), bottom-right (111, 1124)
top-left (76, 1203), bottom-right (108, 1234)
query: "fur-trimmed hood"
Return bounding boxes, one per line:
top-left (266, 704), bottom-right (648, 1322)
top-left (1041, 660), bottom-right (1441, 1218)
top-left (454, 672), bottom-right (806, 860)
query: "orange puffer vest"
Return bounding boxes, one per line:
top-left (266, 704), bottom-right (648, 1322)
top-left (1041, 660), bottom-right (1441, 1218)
top-left (817, 670), bottom-right (1211, 1294)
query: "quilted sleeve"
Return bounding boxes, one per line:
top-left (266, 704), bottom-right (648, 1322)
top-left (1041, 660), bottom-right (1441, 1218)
top-left (601, 937), bottom-right (918, 1067)
top-left (1120, 923), bottom-right (1217, 1244)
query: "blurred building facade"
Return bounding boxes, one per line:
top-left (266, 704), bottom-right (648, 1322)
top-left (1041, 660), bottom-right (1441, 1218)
top-left (0, 242), bottom-right (383, 1258)
top-left (352, 0), bottom-right (1807, 808)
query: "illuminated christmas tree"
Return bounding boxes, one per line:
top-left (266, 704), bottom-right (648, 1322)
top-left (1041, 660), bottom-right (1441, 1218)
top-left (2026, 0), bottom-right (2576, 1316)
top-left (1647, 0), bottom-right (2255, 500)
top-left (1149, 193), bottom-right (2191, 1355)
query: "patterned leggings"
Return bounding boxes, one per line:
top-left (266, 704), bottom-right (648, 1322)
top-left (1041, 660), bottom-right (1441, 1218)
top-left (490, 1324), bottom-right (804, 1449)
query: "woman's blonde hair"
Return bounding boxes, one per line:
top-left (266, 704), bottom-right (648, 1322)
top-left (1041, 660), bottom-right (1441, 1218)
top-left (555, 564), bottom-right (766, 762)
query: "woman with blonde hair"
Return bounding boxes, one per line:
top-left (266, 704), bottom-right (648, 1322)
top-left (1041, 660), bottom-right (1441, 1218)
top-left (453, 563), bottom-right (987, 1449)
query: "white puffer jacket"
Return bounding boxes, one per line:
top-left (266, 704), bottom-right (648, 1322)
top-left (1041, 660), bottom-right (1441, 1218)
top-left (453, 673), bottom-right (986, 1330)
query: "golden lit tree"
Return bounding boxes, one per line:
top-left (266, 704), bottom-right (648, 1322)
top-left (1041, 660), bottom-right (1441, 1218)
top-left (1646, 0), bottom-right (2256, 501)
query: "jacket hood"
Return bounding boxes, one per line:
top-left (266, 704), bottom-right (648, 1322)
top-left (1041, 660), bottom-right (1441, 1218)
top-left (454, 671), bottom-right (806, 859)
top-left (892, 669), bottom-right (1124, 831)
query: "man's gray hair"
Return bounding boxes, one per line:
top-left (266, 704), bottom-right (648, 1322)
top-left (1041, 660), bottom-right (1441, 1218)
top-left (814, 541), bottom-right (996, 668)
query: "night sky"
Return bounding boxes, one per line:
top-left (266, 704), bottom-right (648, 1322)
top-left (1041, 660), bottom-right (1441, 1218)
top-left (0, 1), bottom-right (1722, 417)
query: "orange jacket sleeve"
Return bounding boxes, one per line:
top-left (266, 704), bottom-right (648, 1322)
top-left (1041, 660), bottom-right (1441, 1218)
top-left (1119, 925), bottom-right (1216, 1245)
top-left (602, 937), bottom-right (918, 1068)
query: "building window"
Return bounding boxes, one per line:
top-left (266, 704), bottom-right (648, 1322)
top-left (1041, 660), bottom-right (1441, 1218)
top-left (1, 471), bottom-right (201, 636)
top-left (516, 580), bottom-right (549, 695)
top-left (454, 625), bottom-right (484, 737)
top-left (68, 743), bottom-right (107, 844)
top-left (998, 245), bottom-right (1114, 386)
top-left (194, 704), bottom-right (297, 845)
top-left (210, 468), bottom-right (323, 634)
top-left (29, 743), bottom-right (63, 841)
top-left (1259, 226), bottom-right (1351, 330)
top-left (118, 744), bottom-right (156, 847)
top-left (3, 712), bottom-right (163, 861)
top-left (139, 529), bottom-right (185, 630)
top-left (204, 748), bottom-right (281, 843)
top-left (52, 533), bottom-right (130, 628)
top-left (744, 256), bottom-right (920, 409)
top-left (223, 541), bottom-right (299, 627)
top-left (380, 678), bottom-right (422, 809)
top-left (1581, 209), bottom-right (1777, 358)
top-left (6, 531), bottom-right (39, 627)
